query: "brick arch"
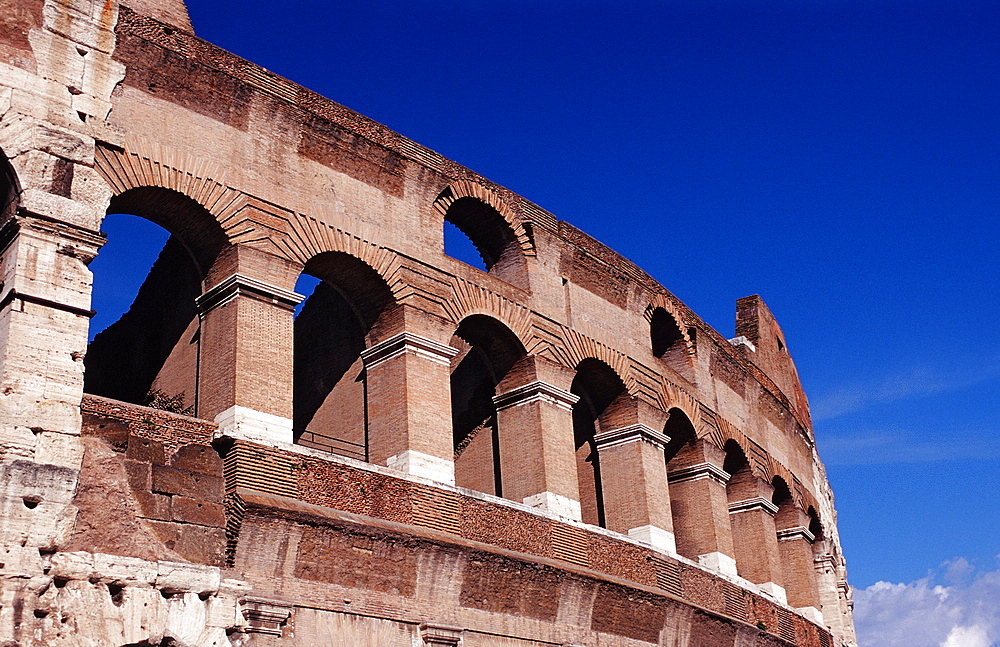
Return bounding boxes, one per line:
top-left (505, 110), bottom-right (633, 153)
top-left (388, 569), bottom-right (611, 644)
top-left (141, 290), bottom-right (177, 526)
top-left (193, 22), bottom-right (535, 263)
top-left (105, 186), bottom-right (230, 276)
top-left (278, 213), bottom-right (406, 301)
top-left (645, 295), bottom-right (696, 356)
top-left (555, 327), bottom-right (635, 397)
top-left (657, 377), bottom-right (700, 424)
top-left (434, 179), bottom-right (535, 257)
top-left (95, 141), bottom-right (243, 225)
top-left (441, 278), bottom-right (534, 348)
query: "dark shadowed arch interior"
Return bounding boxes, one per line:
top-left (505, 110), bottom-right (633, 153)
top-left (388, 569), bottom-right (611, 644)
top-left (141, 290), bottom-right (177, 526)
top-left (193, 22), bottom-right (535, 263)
top-left (293, 251), bottom-right (394, 461)
top-left (663, 407), bottom-right (697, 464)
top-left (771, 476), bottom-right (793, 507)
top-left (723, 439), bottom-right (749, 478)
top-left (85, 188), bottom-right (228, 414)
top-left (650, 307), bottom-right (690, 375)
top-left (443, 196), bottom-right (527, 285)
top-left (571, 358), bottom-right (626, 528)
top-left (807, 505), bottom-right (825, 541)
top-left (0, 150), bottom-right (20, 222)
top-left (449, 315), bottom-right (526, 496)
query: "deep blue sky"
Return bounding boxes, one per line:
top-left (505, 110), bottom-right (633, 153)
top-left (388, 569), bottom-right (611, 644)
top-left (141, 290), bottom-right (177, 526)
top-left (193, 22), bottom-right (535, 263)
top-left (93, 0), bottom-right (999, 622)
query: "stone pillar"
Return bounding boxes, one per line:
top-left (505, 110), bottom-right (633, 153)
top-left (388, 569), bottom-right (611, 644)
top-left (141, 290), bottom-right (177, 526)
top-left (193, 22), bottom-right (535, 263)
top-left (0, 216), bottom-right (103, 461)
top-left (362, 332), bottom-right (458, 484)
top-left (775, 508), bottom-right (822, 620)
top-left (0, 213), bottom-right (103, 573)
top-left (493, 356), bottom-right (581, 520)
top-left (592, 394), bottom-right (677, 553)
top-left (727, 474), bottom-right (786, 602)
top-left (595, 424), bottom-right (674, 552)
top-left (815, 548), bottom-right (854, 640)
top-left (666, 439), bottom-right (737, 577)
top-left (197, 272), bottom-right (303, 445)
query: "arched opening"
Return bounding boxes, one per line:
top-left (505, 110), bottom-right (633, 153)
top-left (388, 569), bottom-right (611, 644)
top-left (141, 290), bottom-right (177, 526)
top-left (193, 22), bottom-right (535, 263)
top-left (771, 476), bottom-right (792, 508)
top-left (442, 195), bottom-right (527, 286)
top-left (772, 476), bottom-right (796, 534)
top-left (650, 307), bottom-right (690, 376)
top-left (662, 407), bottom-right (698, 557)
top-left (449, 315), bottom-right (526, 496)
top-left (293, 251), bottom-right (394, 461)
top-left (0, 149), bottom-right (20, 222)
top-left (663, 407), bottom-right (697, 465)
top-left (84, 188), bottom-right (228, 414)
top-left (571, 358), bottom-right (626, 528)
top-left (723, 439), bottom-right (749, 480)
top-left (808, 506), bottom-right (824, 542)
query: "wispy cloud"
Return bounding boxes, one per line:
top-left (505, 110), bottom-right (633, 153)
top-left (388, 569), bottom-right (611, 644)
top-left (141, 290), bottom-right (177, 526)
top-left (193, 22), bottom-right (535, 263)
top-left (815, 427), bottom-right (1000, 466)
top-left (811, 361), bottom-right (1000, 422)
top-left (854, 558), bottom-right (1000, 647)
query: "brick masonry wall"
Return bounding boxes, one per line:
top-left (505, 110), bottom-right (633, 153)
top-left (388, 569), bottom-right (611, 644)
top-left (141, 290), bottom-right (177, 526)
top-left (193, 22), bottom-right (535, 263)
top-left (75, 395), bottom-right (225, 565)
top-left (73, 399), bottom-right (835, 645)
top-left (228, 434), bottom-right (834, 645)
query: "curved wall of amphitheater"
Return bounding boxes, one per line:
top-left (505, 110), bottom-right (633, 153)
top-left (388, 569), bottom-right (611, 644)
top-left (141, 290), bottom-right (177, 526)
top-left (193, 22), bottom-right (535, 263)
top-left (0, 2), bottom-right (856, 646)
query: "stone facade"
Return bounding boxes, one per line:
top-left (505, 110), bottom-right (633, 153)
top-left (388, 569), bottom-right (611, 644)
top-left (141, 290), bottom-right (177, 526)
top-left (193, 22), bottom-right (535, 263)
top-left (0, 1), bottom-right (856, 645)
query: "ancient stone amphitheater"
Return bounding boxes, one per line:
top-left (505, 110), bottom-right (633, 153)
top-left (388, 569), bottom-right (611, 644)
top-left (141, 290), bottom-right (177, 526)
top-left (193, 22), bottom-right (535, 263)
top-left (0, 1), bottom-right (856, 645)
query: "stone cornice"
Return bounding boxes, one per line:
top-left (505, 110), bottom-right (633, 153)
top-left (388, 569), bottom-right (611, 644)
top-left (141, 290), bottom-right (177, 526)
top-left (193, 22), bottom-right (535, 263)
top-left (361, 332), bottom-right (459, 369)
top-left (728, 497), bottom-right (779, 516)
top-left (197, 273), bottom-right (303, 314)
top-left (493, 380), bottom-right (579, 412)
top-left (595, 424), bottom-right (670, 450)
top-left (667, 462), bottom-right (730, 485)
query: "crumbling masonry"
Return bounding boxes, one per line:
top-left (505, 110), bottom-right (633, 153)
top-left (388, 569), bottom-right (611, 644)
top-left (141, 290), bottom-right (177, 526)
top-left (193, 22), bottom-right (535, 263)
top-left (0, 1), bottom-right (857, 645)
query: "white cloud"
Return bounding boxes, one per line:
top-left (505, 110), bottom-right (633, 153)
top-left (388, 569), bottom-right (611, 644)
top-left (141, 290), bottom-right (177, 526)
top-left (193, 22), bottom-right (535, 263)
top-left (854, 561), bottom-right (1000, 647)
top-left (941, 625), bottom-right (991, 647)
top-left (811, 361), bottom-right (1000, 422)
top-left (814, 428), bottom-right (1000, 466)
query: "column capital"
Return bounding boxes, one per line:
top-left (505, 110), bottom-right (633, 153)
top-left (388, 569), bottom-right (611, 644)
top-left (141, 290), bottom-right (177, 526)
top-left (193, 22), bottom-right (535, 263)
top-left (419, 622), bottom-right (463, 646)
top-left (668, 462), bottom-right (730, 485)
top-left (197, 273), bottom-right (304, 314)
top-left (594, 423), bottom-right (669, 450)
top-left (778, 525), bottom-right (816, 543)
top-left (493, 380), bottom-right (579, 412)
top-left (361, 332), bottom-right (459, 369)
top-left (727, 496), bottom-right (779, 515)
top-left (240, 597), bottom-right (293, 636)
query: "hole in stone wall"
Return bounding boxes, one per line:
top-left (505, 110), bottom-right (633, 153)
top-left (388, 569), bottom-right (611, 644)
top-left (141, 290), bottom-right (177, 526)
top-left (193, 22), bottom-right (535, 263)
top-left (22, 496), bottom-right (39, 509)
top-left (108, 583), bottom-right (125, 606)
top-left (0, 148), bottom-right (20, 222)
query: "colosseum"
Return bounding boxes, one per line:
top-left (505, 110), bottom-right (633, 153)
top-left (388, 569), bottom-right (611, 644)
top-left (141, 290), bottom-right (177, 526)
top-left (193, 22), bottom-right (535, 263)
top-left (0, 1), bottom-right (857, 645)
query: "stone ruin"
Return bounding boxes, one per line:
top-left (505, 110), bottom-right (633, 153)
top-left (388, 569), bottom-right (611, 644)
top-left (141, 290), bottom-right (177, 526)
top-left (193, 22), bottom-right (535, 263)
top-left (0, 1), bottom-right (856, 645)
